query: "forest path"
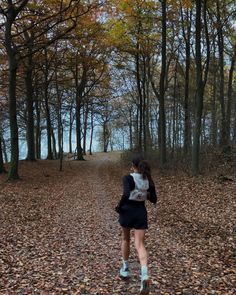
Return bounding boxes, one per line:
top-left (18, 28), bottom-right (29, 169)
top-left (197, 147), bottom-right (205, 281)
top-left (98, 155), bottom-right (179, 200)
top-left (0, 152), bottom-right (235, 294)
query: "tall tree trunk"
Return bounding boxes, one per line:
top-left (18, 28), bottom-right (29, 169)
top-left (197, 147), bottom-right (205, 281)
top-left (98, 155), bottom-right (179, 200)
top-left (5, 22), bottom-right (19, 179)
top-left (52, 129), bottom-right (57, 159)
top-left (35, 96), bottom-right (41, 159)
top-left (2, 136), bottom-right (8, 163)
top-left (45, 92), bottom-right (53, 159)
top-left (3, 0), bottom-right (29, 180)
top-left (129, 108), bottom-right (133, 150)
top-left (75, 59), bottom-right (86, 161)
top-left (211, 37), bottom-right (218, 146)
top-left (142, 55), bottom-right (147, 153)
top-left (103, 121), bottom-right (109, 153)
top-left (55, 67), bottom-right (63, 170)
top-left (181, 6), bottom-right (192, 154)
top-left (159, 0), bottom-right (167, 166)
top-left (69, 103), bottom-right (74, 154)
top-left (24, 31), bottom-right (35, 161)
top-left (233, 92), bottom-right (236, 144)
top-left (89, 108), bottom-right (94, 155)
top-left (226, 47), bottom-right (235, 144)
top-left (83, 102), bottom-right (89, 154)
top-left (172, 59), bottom-right (178, 155)
top-left (136, 50), bottom-right (143, 152)
top-left (216, 0), bottom-right (227, 147)
top-left (44, 50), bottom-right (53, 159)
top-left (192, 0), bottom-right (204, 175)
top-left (0, 133), bottom-right (6, 173)
top-left (25, 53), bottom-right (35, 160)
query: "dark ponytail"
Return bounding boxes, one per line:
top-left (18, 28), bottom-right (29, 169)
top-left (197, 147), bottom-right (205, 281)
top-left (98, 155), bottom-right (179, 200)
top-left (138, 160), bottom-right (154, 185)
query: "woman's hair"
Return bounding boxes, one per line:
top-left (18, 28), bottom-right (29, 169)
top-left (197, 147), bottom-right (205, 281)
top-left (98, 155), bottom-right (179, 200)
top-left (138, 160), bottom-right (150, 179)
top-left (132, 155), bottom-right (154, 185)
top-left (132, 154), bottom-right (144, 167)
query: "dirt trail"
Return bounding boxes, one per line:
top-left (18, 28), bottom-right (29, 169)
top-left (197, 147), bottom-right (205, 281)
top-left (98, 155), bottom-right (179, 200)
top-left (0, 152), bottom-right (235, 295)
top-left (0, 153), bottom-right (155, 294)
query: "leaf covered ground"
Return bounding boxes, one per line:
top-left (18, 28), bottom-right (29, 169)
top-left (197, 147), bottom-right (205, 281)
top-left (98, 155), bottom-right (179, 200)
top-left (0, 152), bottom-right (235, 294)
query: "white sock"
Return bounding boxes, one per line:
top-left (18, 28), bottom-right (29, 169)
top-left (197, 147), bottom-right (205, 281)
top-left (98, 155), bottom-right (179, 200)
top-left (141, 265), bottom-right (148, 278)
top-left (123, 259), bottom-right (129, 269)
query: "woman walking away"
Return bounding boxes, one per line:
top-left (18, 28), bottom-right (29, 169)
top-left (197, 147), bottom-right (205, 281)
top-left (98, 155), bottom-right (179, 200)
top-left (117, 155), bottom-right (157, 295)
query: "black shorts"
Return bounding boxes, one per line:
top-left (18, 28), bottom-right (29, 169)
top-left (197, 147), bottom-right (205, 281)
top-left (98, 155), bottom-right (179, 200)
top-left (118, 204), bottom-right (148, 229)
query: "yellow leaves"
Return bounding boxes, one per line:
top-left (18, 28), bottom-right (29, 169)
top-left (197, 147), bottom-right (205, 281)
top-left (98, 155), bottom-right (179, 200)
top-left (107, 20), bottom-right (131, 48)
top-left (118, 0), bottom-right (133, 14)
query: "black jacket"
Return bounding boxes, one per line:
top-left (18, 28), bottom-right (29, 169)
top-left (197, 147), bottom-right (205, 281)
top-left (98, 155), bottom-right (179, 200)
top-left (121, 174), bottom-right (157, 206)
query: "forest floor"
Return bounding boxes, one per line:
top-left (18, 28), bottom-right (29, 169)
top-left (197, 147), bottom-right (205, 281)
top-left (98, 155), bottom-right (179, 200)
top-left (0, 152), bottom-right (235, 295)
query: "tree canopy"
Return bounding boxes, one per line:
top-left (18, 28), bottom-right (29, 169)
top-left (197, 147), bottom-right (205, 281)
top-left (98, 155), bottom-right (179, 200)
top-left (0, 0), bottom-right (236, 178)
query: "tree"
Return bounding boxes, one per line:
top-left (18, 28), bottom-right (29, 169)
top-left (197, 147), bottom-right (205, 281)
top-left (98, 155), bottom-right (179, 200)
top-left (192, 0), bottom-right (204, 175)
top-left (0, 131), bottom-right (6, 173)
top-left (0, 0), bottom-right (29, 179)
top-left (159, 0), bottom-right (167, 166)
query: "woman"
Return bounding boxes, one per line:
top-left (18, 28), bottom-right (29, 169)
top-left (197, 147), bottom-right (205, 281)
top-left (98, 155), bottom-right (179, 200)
top-left (118, 155), bottom-right (157, 295)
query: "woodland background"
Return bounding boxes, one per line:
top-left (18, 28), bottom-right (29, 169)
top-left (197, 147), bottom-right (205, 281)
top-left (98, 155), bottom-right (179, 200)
top-left (0, 0), bottom-right (235, 179)
top-left (0, 1), bottom-right (236, 294)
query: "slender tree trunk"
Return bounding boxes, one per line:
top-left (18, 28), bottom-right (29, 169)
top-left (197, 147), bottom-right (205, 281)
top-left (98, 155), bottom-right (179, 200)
top-left (129, 108), bottom-right (133, 150)
top-left (2, 136), bottom-right (8, 163)
top-left (55, 67), bottom-right (63, 170)
top-left (172, 60), bottom-right (178, 155)
top-left (5, 24), bottom-right (19, 179)
top-left (52, 129), bottom-right (57, 159)
top-left (44, 50), bottom-right (53, 159)
top-left (45, 93), bottom-right (53, 159)
top-left (184, 17), bottom-right (191, 153)
top-left (142, 55), bottom-right (147, 153)
top-left (3, 0), bottom-right (29, 180)
top-left (226, 47), bottom-right (235, 144)
top-left (8, 54), bottom-right (19, 179)
top-left (103, 120), bottom-right (110, 153)
top-left (233, 92), bottom-right (236, 144)
top-left (75, 59), bottom-right (86, 161)
top-left (136, 50), bottom-right (143, 152)
top-left (216, 0), bottom-right (227, 147)
top-left (69, 104), bottom-right (74, 154)
top-left (145, 56), bottom-right (152, 152)
top-left (75, 100), bottom-right (83, 159)
top-left (159, 0), bottom-right (167, 166)
top-left (35, 96), bottom-right (41, 159)
top-left (192, 0), bottom-right (204, 175)
top-left (83, 102), bottom-right (89, 154)
top-left (89, 109), bottom-right (94, 155)
top-left (25, 53), bottom-right (35, 160)
top-left (211, 38), bottom-right (218, 147)
top-left (134, 107), bottom-right (139, 150)
top-left (180, 5), bottom-right (192, 154)
top-left (0, 133), bottom-right (6, 173)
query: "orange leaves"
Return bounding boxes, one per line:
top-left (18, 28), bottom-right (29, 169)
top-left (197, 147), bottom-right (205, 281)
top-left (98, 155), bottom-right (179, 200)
top-left (0, 153), bottom-right (235, 293)
top-left (181, 0), bottom-right (194, 9)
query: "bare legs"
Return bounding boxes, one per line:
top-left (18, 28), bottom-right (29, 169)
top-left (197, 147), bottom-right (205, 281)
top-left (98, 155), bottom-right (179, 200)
top-left (121, 227), bottom-right (131, 260)
top-left (121, 227), bottom-right (148, 267)
top-left (134, 229), bottom-right (148, 267)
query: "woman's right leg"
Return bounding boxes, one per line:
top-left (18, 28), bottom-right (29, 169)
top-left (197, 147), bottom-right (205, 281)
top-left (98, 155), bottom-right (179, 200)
top-left (120, 227), bottom-right (131, 278)
top-left (121, 227), bottom-right (131, 260)
top-left (134, 229), bottom-right (150, 294)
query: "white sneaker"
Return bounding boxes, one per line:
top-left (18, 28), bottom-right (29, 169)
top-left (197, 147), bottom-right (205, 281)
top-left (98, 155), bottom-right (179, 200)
top-left (119, 265), bottom-right (130, 279)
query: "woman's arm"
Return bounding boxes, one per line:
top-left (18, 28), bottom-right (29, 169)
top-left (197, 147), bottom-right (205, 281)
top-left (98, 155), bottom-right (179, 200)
top-left (122, 175), bottom-right (135, 200)
top-left (147, 183), bottom-right (157, 204)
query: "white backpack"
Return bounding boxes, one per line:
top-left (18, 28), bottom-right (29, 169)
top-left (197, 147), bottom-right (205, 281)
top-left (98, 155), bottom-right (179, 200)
top-left (129, 173), bottom-right (149, 202)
